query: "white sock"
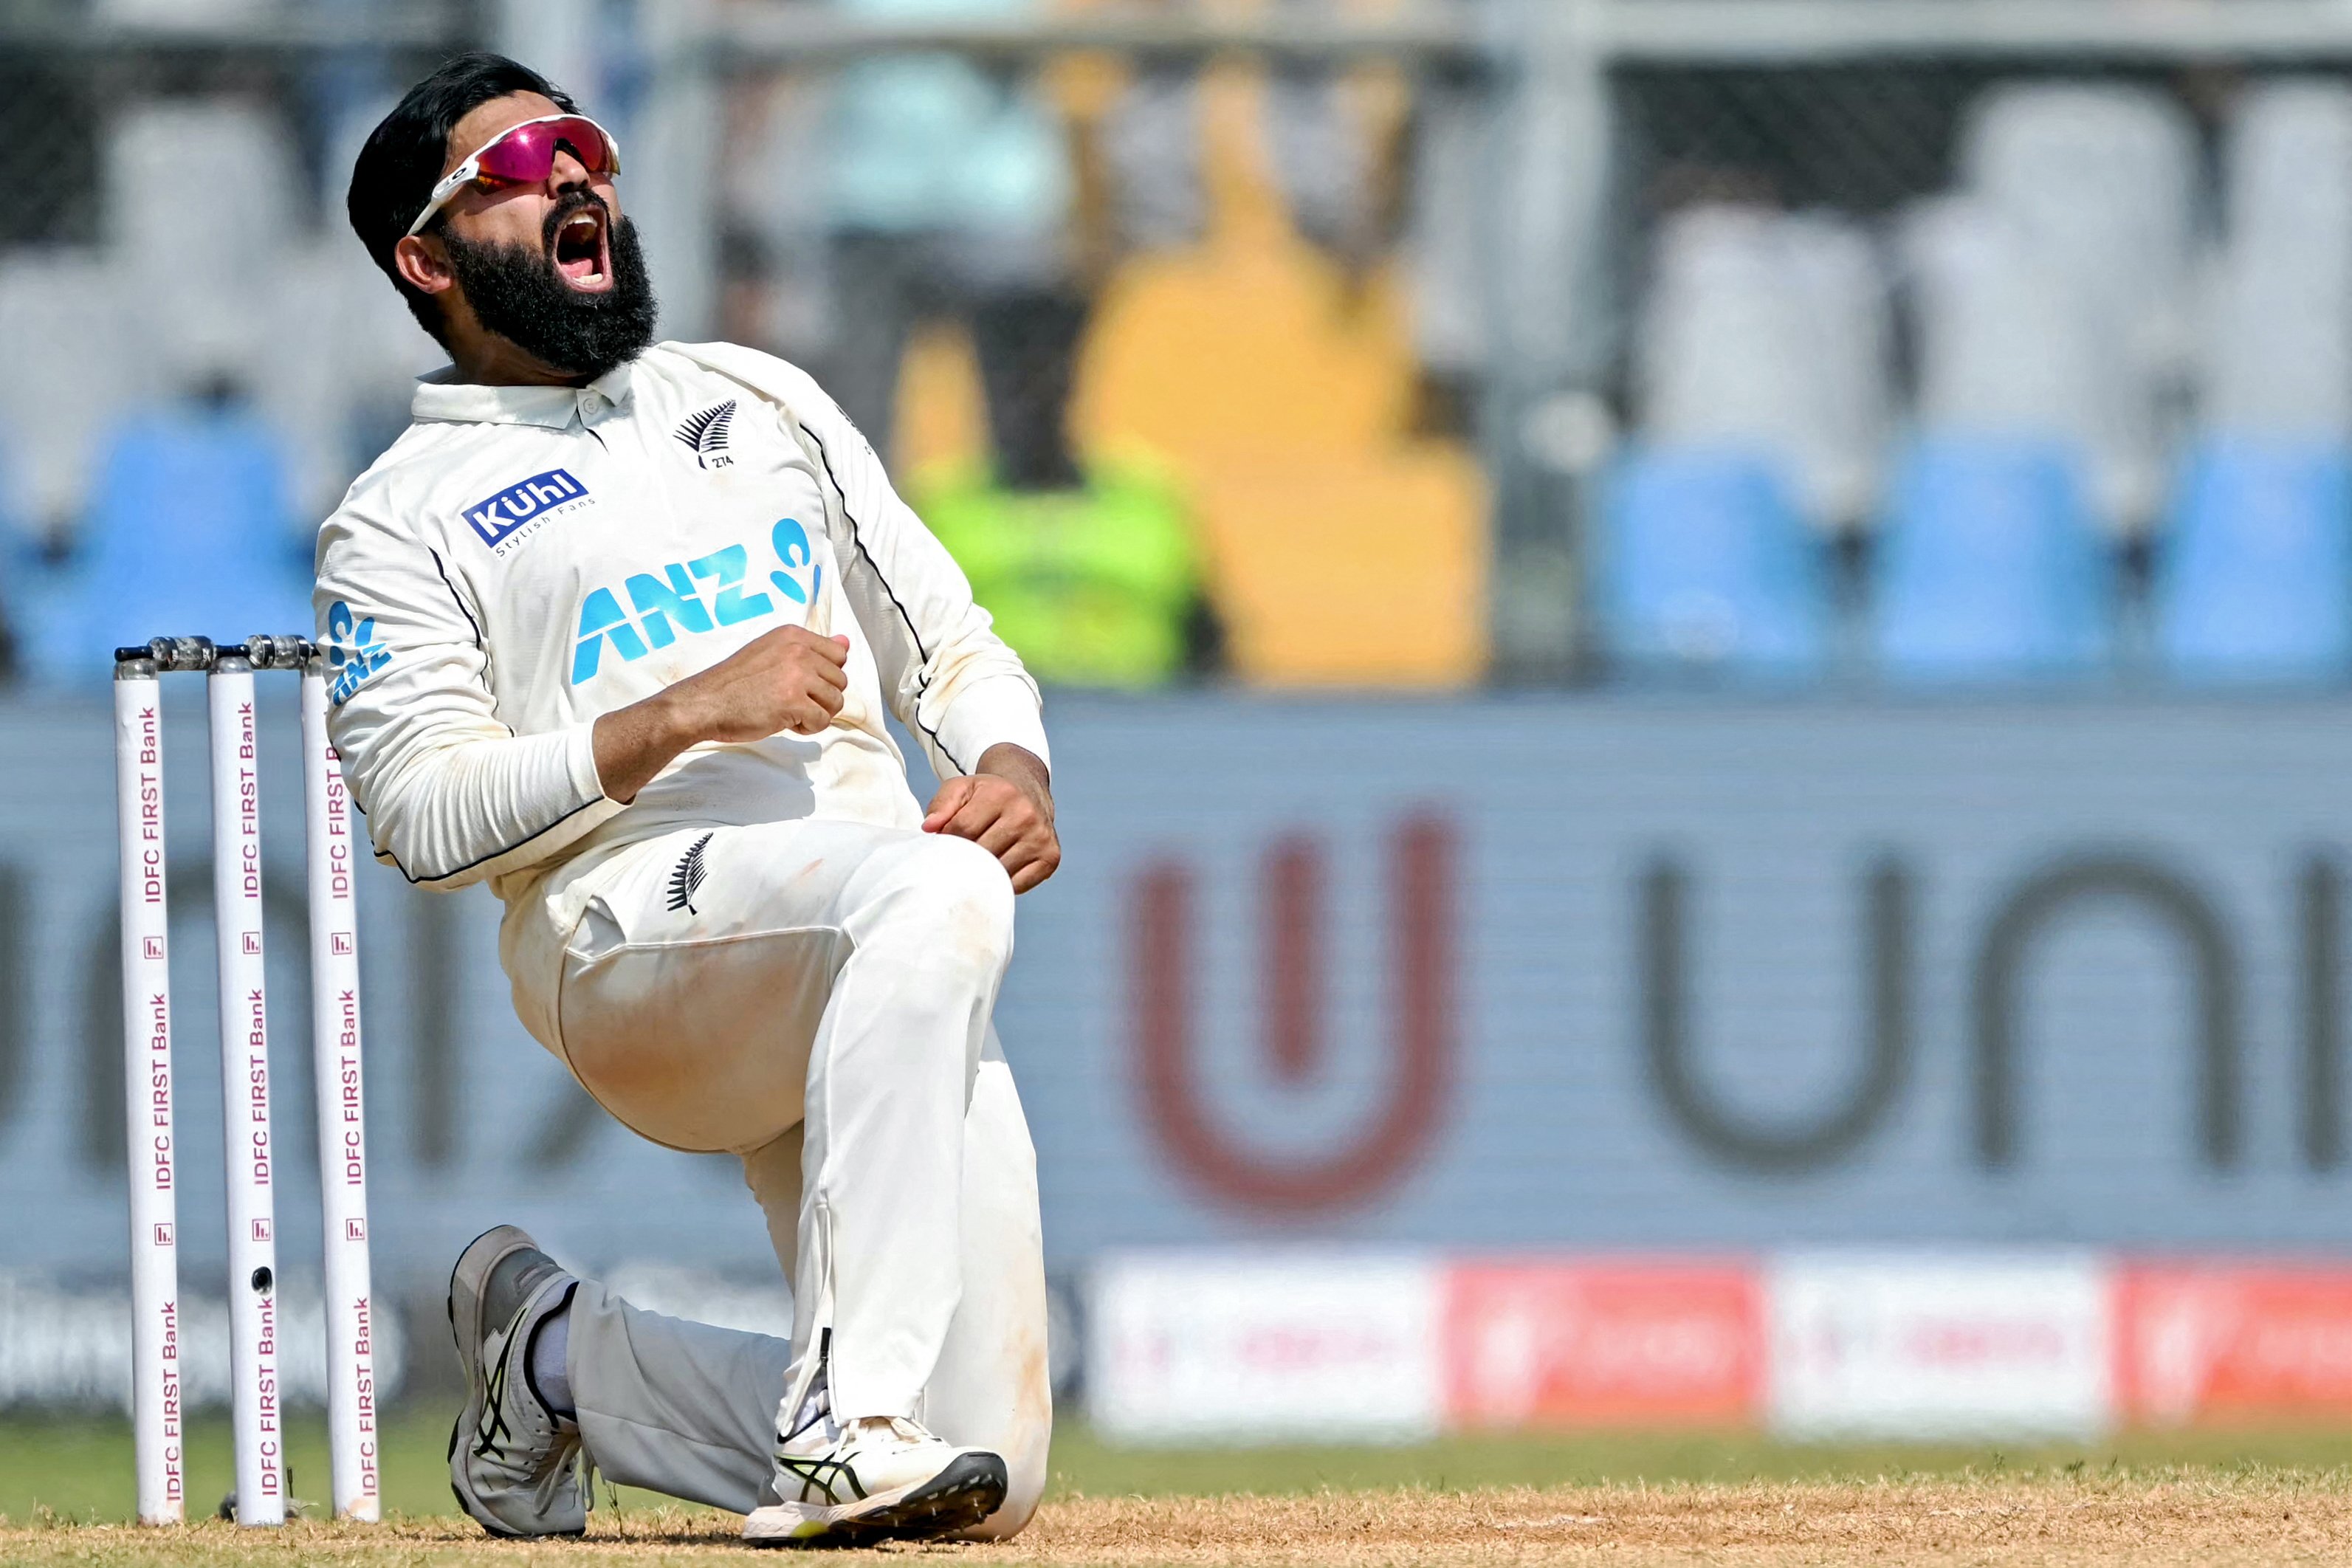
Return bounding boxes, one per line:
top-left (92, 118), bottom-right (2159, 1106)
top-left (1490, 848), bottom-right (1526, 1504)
top-left (528, 1299), bottom-right (574, 1420)
top-left (785, 1365), bottom-right (831, 1443)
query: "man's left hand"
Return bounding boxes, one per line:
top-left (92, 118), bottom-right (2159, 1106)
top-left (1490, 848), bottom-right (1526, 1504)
top-left (923, 743), bottom-right (1060, 893)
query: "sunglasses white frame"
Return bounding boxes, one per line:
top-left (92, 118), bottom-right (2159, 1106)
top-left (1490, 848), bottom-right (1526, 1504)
top-left (405, 112), bottom-right (623, 238)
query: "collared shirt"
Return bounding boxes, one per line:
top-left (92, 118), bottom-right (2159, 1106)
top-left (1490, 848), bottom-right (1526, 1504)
top-left (312, 340), bottom-right (1048, 898)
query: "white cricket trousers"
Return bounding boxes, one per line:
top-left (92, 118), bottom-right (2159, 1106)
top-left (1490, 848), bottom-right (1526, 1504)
top-left (503, 817), bottom-right (1052, 1535)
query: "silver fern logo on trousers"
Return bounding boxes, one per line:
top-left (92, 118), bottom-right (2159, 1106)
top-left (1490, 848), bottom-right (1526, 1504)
top-left (667, 832), bottom-right (714, 914)
top-left (675, 400), bottom-right (736, 469)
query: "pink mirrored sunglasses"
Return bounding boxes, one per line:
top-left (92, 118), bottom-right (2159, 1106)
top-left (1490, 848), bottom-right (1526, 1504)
top-left (406, 113), bottom-right (622, 237)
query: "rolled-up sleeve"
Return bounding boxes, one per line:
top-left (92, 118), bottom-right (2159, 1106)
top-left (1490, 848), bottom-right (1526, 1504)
top-left (314, 496), bottom-right (622, 889)
top-left (779, 370), bottom-right (1051, 780)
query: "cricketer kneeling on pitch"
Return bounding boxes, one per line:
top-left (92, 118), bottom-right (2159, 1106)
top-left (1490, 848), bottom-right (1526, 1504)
top-left (329, 50), bottom-right (1057, 1546)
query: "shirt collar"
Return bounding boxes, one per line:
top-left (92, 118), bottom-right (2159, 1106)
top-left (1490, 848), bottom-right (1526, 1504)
top-left (410, 357), bottom-right (639, 429)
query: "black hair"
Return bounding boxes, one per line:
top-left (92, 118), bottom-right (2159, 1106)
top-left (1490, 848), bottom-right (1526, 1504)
top-left (345, 51), bottom-right (578, 343)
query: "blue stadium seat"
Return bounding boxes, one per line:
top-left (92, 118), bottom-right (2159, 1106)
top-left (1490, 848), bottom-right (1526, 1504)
top-left (1597, 445), bottom-right (1829, 679)
top-left (1872, 436), bottom-right (2113, 681)
top-left (2155, 437), bottom-right (2352, 684)
top-left (18, 402), bottom-right (311, 684)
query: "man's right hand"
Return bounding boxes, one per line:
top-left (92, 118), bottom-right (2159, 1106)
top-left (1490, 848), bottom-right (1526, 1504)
top-left (592, 627), bottom-right (850, 804)
top-left (668, 627), bottom-right (850, 741)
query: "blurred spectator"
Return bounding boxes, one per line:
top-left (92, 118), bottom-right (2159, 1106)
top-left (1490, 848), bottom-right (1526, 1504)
top-left (909, 285), bottom-right (1212, 687)
top-left (19, 376), bottom-right (311, 686)
top-left (916, 449), bottom-right (1205, 689)
top-left (802, 0), bottom-right (1221, 685)
top-left (816, 0), bottom-right (1079, 466)
top-left (0, 92), bottom-right (423, 545)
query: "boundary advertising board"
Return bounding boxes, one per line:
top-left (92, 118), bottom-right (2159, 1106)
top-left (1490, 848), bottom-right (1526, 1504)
top-left (0, 693), bottom-right (2348, 1316)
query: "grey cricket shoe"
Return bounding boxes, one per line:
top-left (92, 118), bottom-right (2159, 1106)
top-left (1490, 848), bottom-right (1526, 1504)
top-left (447, 1224), bottom-right (590, 1538)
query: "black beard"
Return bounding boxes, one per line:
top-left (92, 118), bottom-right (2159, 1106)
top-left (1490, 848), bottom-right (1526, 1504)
top-left (441, 196), bottom-right (659, 379)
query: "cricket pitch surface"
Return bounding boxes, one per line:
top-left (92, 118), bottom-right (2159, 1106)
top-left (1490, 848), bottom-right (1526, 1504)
top-left (6, 1470), bottom-right (2345, 1567)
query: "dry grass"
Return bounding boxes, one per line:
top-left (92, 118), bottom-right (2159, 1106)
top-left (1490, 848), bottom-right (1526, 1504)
top-left (5, 1466), bottom-right (2345, 1567)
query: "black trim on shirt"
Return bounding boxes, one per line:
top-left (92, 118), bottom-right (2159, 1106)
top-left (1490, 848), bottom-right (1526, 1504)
top-left (377, 788), bottom-right (608, 887)
top-left (429, 543), bottom-right (503, 715)
top-left (428, 546), bottom-right (485, 650)
top-left (797, 418), bottom-right (972, 776)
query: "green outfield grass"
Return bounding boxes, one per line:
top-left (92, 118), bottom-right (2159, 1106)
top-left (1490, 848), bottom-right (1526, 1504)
top-left (0, 1403), bottom-right (2341, 1525)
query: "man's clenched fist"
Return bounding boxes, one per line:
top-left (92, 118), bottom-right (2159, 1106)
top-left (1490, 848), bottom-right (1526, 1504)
top-left (924, 743), bottom-right (1060, 893)
top-left (593, 627), bottom-right (850, 804)
top-left (670, 626), bottom-right (850, 741)
top-left (592, 633), bottom-right (1060, 895)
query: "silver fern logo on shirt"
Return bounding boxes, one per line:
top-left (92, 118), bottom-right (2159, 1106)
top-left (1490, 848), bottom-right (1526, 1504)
top-left (674, 400), bottom-right (736, 470)
top-left (667, 832), bottom-right (714, 914)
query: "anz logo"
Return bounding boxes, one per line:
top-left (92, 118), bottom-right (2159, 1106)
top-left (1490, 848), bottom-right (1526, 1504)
top-left (465, 467), bottom-right (590, 555)
top-left (324, 601), bottom-right (391, 704)
top-left (571, 518), bottom-right (825, 685)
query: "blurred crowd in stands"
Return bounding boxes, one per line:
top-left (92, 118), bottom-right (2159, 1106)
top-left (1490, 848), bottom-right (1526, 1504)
top-left (6, 2), bottom-right (2352, 692)
top-left (1606, 78), bottom-right (2352, 687)
top-left (0, 84), bottom-right (421, 685)
top-left (0, 0), bottom-right (1484, 690)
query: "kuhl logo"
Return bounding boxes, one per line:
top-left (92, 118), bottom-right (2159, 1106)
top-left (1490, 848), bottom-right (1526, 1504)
top-left (464, 467), bottom-right (588, 551)
top-left (325, 601), bottom-right (391, 704)
top-left (675, 401), bottom-right (736, 470)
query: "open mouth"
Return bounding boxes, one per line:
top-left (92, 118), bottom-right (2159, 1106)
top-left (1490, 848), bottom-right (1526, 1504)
top-left (552, 207), bottom-right (610, 292)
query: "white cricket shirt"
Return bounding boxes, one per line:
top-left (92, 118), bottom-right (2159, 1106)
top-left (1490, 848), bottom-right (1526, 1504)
top-left (312, 340), bottom-right (1049, 901)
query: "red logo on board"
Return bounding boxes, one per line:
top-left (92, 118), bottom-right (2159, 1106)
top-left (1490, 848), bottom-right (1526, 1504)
top-left (1131, 814), bottom-right (1457, 1216)
top-left (1445, 1260), bottom-right (1765, 1428)
top-left (2117, 1262), bottom-right (2352, 1426)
